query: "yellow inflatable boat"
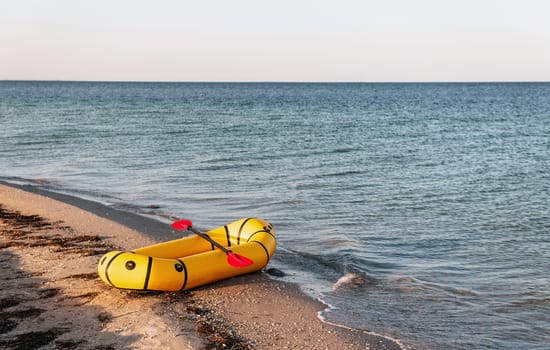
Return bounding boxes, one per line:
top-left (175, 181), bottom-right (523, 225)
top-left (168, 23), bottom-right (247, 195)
top-left (98, 218), bottom-right (276, 292)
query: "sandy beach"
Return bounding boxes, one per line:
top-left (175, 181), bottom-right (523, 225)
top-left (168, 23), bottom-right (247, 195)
top-left (0, 182), bottom-right (403, 349)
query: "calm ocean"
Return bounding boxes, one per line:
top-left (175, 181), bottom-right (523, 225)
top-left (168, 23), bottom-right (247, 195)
top-left (1, 81), bottom-right (549, 349)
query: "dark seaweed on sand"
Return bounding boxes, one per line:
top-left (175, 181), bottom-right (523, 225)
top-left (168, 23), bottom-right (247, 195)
top-left (0, 205), bottom-right (114, 256)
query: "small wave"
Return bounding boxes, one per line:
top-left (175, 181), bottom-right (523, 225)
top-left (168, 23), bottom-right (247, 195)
top-left (316, 309), bottom-right (407, 350)
top-left (387, 276), bottom-right (479, 297)
top-left (332, 272), bottom-right (371, 290)
top-left (331, 147), bottom-right (358, 154)
top-left (31, 178), bottom-right (52, 185)
top-left (164, 130), bottom-right (190, 135)
top-left (509, 297), bottom-right (550, 307)
top-left (192, 162), bottom-right (256, 171)
top-left (142, 210), bottom-right (180, 222)
top-left (201, 156), bottom-right (242, 163)
top-left (316, 170), bottom-right (364, 178)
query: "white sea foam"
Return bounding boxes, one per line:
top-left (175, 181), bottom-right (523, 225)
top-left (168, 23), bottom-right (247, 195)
top-left (331, 272), bottom-right (368, 290)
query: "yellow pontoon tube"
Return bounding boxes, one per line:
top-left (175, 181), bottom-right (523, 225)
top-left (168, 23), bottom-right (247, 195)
top-left (97, 218), bottom-right (276, 292)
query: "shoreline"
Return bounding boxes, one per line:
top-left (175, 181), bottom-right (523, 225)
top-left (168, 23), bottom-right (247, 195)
top-left (0, 182), bottom-right (404, 349)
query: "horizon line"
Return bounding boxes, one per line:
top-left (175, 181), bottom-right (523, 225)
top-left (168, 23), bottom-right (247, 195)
top-left (1, 79), bottom-right (549, 84)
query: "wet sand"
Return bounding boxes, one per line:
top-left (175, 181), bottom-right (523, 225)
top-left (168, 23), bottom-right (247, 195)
top-left (0, 183), bottom-right (403, 349)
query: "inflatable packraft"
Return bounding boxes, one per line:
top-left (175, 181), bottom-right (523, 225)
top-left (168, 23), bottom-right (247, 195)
top-left (98, 218), bottom-right (276, 291)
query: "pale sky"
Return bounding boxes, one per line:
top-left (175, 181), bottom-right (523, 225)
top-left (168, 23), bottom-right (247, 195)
top-left (2, 0), bottom-right (549, 82)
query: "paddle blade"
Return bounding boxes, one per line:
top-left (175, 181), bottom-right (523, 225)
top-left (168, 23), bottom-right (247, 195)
top-left (227, 252), bottom-right (254, 268)
top-left (171, 219), bottom-right (193, 230)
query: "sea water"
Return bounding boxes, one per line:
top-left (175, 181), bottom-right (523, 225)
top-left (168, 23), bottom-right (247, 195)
top-left (1, 81), bottom-right (549, 349)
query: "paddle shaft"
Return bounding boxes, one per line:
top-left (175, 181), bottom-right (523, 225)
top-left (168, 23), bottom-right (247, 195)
top-left (171, 219), bottom-right (253, 268)
top-left (188, 226), bottom-right (231, 254)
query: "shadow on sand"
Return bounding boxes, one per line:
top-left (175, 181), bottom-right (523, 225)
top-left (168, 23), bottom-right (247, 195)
top-left (0, 205), bottom-right (140, 350)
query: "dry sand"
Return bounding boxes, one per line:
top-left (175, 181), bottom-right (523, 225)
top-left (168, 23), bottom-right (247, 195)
top-left (0, 183), bottom-right (403, 349)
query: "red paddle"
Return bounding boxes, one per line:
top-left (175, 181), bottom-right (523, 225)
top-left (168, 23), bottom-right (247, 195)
top-left (171, 219), bottom-right (253, 268)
